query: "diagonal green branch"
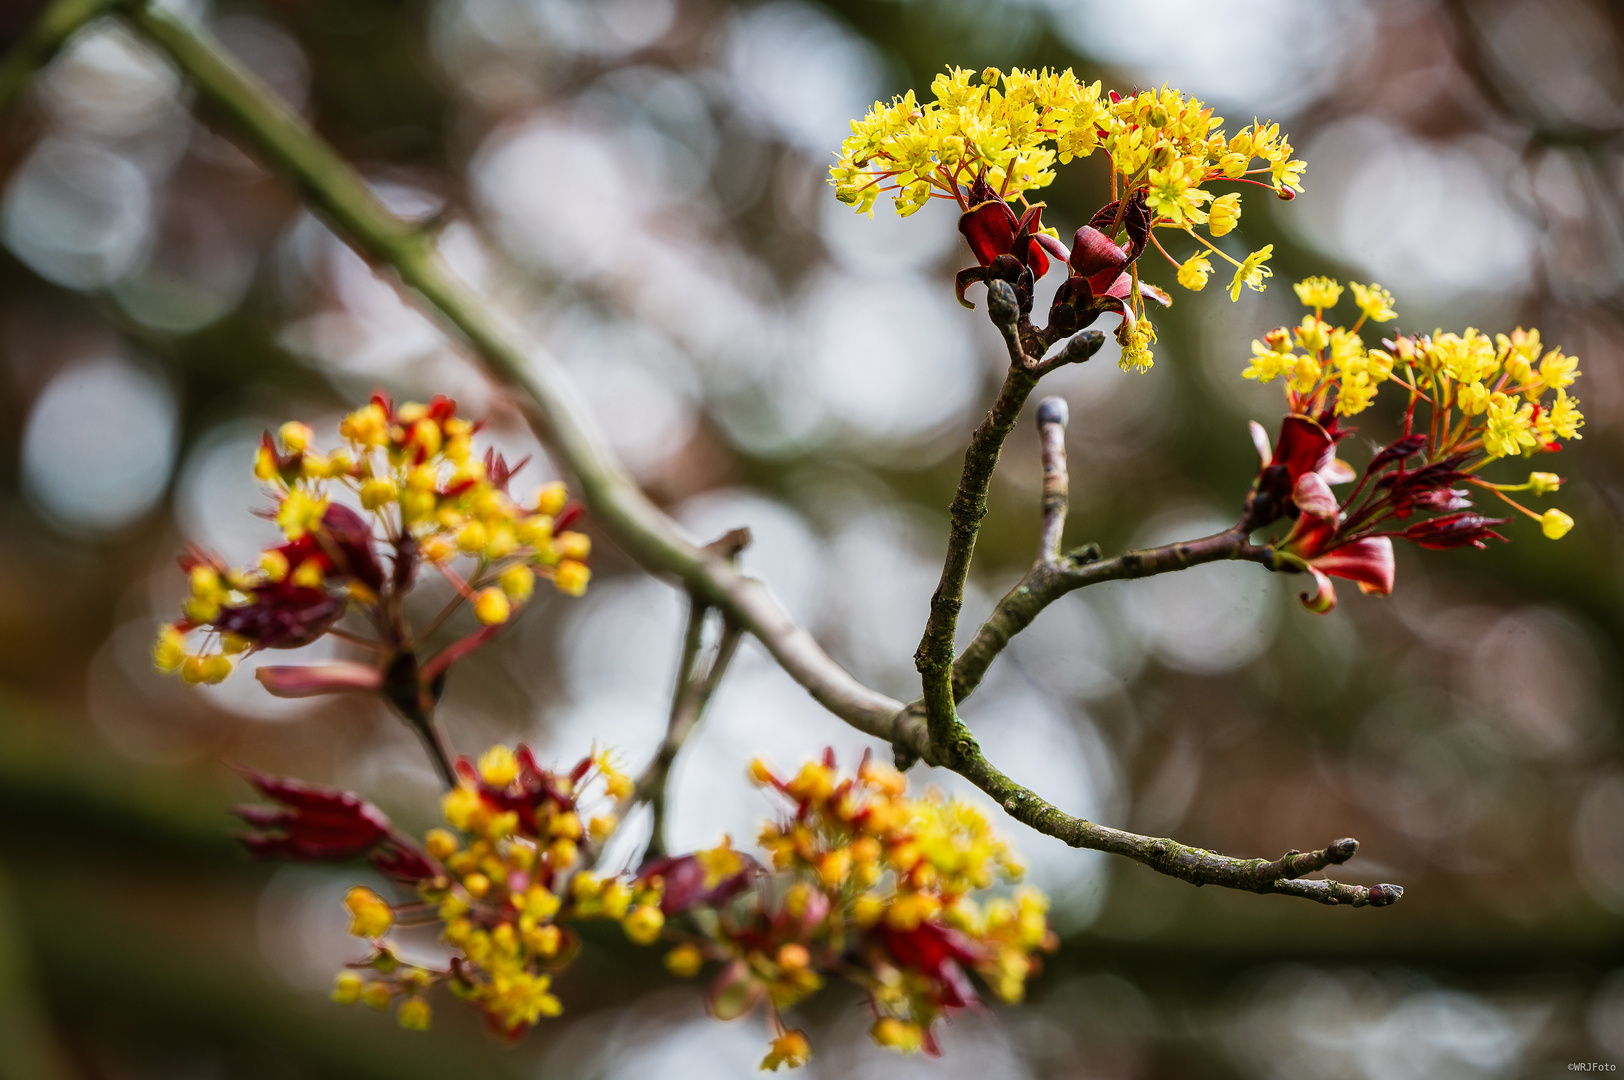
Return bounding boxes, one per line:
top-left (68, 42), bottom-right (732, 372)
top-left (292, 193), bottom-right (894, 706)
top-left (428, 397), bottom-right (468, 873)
top-left (0, 0), bottom-right (1402, 908)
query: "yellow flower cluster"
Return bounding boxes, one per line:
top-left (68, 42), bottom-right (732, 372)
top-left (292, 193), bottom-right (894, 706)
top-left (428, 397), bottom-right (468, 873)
top-left (1242, 275), bottom-right (1401, 417)
top-left (1244, 277), bottom-right (1581, 538)
top-left (152, 395), bottom-right (592, 688)
top-left (833, 68), bottom-right (1297, 301)
top-left (681, 755), bottom-right (1053, 1062)
top-left (834, 69), bottom-right (1300, 217)
top-left (330, 745), bottom-right (657, 1038)
top-left (328, 396), bottom-right (591, 602)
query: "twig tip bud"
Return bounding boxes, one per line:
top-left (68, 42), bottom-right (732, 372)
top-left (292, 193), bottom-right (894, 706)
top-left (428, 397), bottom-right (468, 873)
top-left (987, 279), bottom-right (1020, 328)
top-left (1036, 397), bottom-right (1068, 429)
top-left (1326, 837), bottom-right (1359, 863)
top-left (1368, 883), bottom-right (1403, 906)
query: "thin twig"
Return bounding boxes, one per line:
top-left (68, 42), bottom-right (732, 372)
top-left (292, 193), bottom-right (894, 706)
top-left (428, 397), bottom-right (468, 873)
top-left (638, 601), bottom-right (745, 857)
top-left (951, 525), bottom-right (1275, 704)
top-left (1036, 396), bottom-right (1069, 564)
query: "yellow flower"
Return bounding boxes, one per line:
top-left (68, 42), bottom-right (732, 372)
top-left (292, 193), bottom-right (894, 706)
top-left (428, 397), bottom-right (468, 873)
top-left (1293, 276), bottom-right (1343, 310)
top-left (1483, 392), bottom-right (1537, 458)
top-left (397, 997), bottom-right (432, 1031)
top-left (621, 904), bottom-right (665, 945)
top-left (473, 587), bottom-right (511, 625)
top-left (278, 421), bottom-right (313, 453)
top-left (1229, 244), bottom-right (1273, 301)
top-left (1294, 315), bottom-right (1330, 353)
top-left (1541, 508), bottom-right (1573, 539)
top-left (1350, 281), bottom-right (1397, 322)
top-left (1457, 381), bottom-right (1490, 416)
top-left (1543, 388), bottom-right (1584, 441)
top-left (664, 944), bottom-right (704, 978)
top-left (275, 489), bottom-right (328, 541)
top-left (1177, 253), bottom-right (1212, 291)
top-left (1144, 157), bottom-right (1212, 227)
top-left (478, 745), bottom-right (519, 787)
top-left (871, 1018), bottom-right (924, 1054)
top-left (554, 559), bottom-right (591, 596)
top-left (761, 1029), bottom-right (812, 1071)
top-left (344, 886), bottom-right (394, 939)
top-left (151, 624), bottom-right (187, 674)
top-left (1119, 319), bottom-right (1156, 372)
top-left (1208, 192), bottom-right (1241, 236)
top-left (331, 971), bottom-right (364, 1005)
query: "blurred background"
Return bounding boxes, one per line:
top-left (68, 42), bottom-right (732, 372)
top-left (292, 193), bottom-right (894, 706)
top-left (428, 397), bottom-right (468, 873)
top-left (0, 0), bottom-right (1621, 1075)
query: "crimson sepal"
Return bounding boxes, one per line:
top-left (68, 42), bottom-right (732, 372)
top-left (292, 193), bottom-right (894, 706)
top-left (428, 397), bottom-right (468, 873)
top-left (316, 504), bottom-right (385, 590)
top-left (212, 586), bottom-right (343, 649)
top-left (483, 448), bottom-right (530, 495)
top-left (233, 767), bottom-right (434, 882)
top-left (450, 744), bottom-right (580, 841)
top-left (639, 852), bottom-right (759, 915)
top-left (956, 175), bottom-right (1062, 278)
top-left (554, 502), bottom-right (585, 534)
top-left (1399, 513), bottom-right (1511, 550)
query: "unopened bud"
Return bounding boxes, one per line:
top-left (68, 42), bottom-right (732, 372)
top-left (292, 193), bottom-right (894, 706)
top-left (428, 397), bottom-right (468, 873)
top-left (987, 278), bottom-right (1019, 330)
top-left (1035, 396), bottom-right (1068, 429)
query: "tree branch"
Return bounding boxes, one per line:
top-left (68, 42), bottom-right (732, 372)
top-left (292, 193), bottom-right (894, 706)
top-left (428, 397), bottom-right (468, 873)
top-left (1035, 396), bottom-right (1069, 564)
top-left (952, 525), bottom-right (1275, 704)
top-left (638, 534), bottom-right (750, 856)
top-left (0, 2), bottom-right (1402, 909)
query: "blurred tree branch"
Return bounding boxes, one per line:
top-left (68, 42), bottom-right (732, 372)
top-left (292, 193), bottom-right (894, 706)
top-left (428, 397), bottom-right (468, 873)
top-left (0, 0), bottom-right (1399, 907)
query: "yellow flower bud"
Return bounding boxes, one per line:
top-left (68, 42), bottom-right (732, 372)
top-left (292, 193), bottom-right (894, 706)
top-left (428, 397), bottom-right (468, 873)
top-left (152, 625), bottom-right (187, 673)
top-left (291, 559), bottom-right (325, 588)
top-left (456, 521), bottom-right (488, 554)
top-left (419, 535), bottom-right (456, 565)
top-left (621, 904), bottom-right (665, 945)
top-left (588, 814), bottom-right (618, 844)
top-left (344, 886), bottom-right (394, 938)
top-left (1208, 191), bottom-right (1241, 236)
top-left (360, 981), bottom-right (392, 1010)
top-left (1176, 254), bottom-right (1211, 291)
top-left (462, 872), bottom-right (490, 899)
top-left (340, 403), bottom-right (389, 445)
top-left (359, 477), bottom-right (398, 509)
top-left (499, 564), bottom-right (534, 601)
top-left (254, 443), bottom-right (279, 482)
top-left (664, 943), bottom-right (704, 978)
top-left (1541, 508), bottom-right (1573, 539)
top-left (761, 1029), bottom-right (813, 1071)
top-left (554, 531), bottom-right (591, 561)
top-left (330, 971), bottom-right (363, 1005)
top-left (871, 1017), bottom-right (923, 1054)
top-left (553, 559), bottom-right (591, 597)
top-left (219, 632), bottom-right (251, 656)
top-left (278, 421), bottom-right (312, 453)
top-left (534, 481), bottom-right (568, 516)
top-left (473, 587), bottom-right (511, 625)
top-left (1529, 471), bottom-right (1562, 496)
top-left (424, 828), bottom-right (458, 860)
top-left (524, 885), bottom-right (562, 920)
top-left (478, 745), bottom-right (519, 786)
top-left (397, 996), bottom-right (431, 1030)
top-left (516, 514), bottom-right (554, 547)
